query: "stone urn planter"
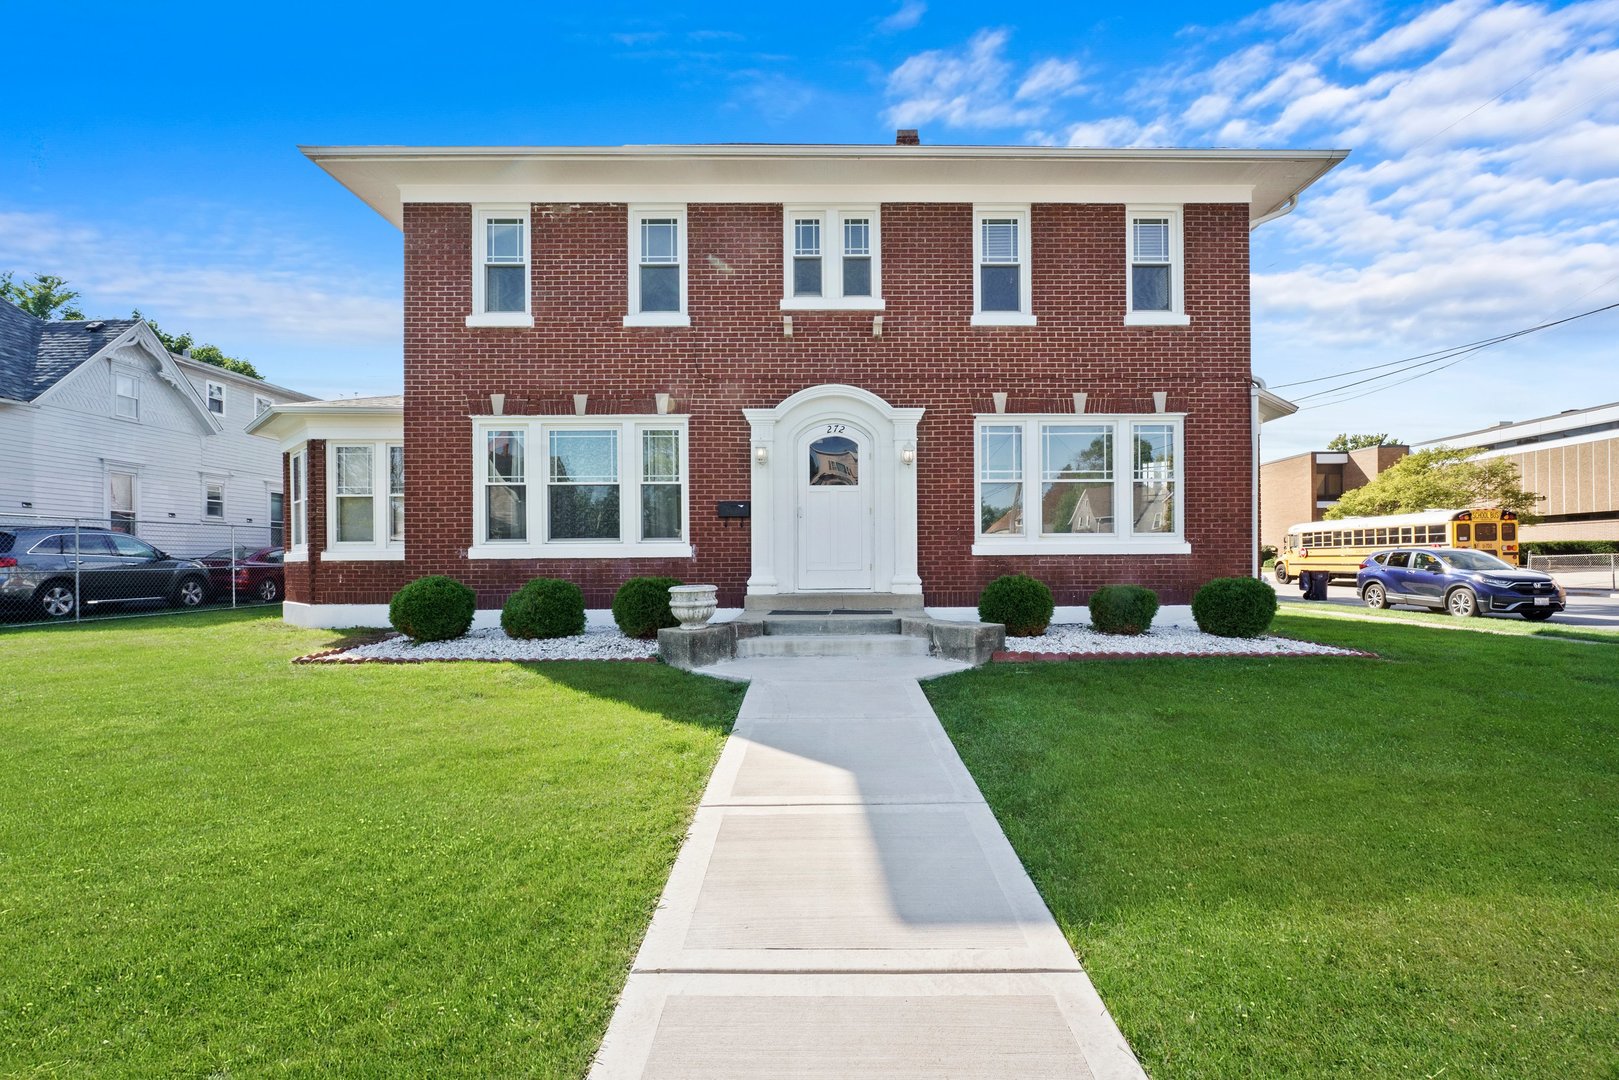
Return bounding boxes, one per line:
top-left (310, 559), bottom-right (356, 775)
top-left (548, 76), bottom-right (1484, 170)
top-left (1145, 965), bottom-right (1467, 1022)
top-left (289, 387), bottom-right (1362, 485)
top-left (668, 584), bottom-right (719, 629)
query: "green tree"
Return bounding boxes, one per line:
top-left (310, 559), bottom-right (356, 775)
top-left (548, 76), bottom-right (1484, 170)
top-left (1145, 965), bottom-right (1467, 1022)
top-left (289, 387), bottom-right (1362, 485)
top-left (1325, 446), bottom-right (1540, 520)
top-left (1326, 432), bottom-right (1400, 451)
top-left (132, 309), bottom-right (263, 380)
top-left (1, 272), bottom-right (85, 320)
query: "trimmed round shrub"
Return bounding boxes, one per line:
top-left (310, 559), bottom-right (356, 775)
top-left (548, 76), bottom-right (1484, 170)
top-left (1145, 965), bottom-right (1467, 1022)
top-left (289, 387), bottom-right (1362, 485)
top-left (1191, 576), bottom-right (1278, 638)
top-left (501, 578), bottom-right (586, 640)
top-left (1088, 584), bottom-right (1160, 636)
top-left (612, 576), bottom-right (684, 639)
top-left (978, 574), bottom-right (1055, 636)
top-left (389, 575), bottom-right (475, 643)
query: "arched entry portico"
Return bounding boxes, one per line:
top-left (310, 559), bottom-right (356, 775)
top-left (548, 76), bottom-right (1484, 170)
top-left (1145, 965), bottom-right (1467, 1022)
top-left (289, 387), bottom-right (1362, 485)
top-left (743, 384), bottom-right (923, 597)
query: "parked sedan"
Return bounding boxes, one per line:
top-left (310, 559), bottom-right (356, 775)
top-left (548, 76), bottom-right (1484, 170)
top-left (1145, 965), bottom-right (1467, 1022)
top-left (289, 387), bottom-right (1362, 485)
top-left (0, 526), bottom-right (212, 619)
top-left (1357, 547), bottom-right (1565, 620)
top-left (197, 546), bottom-right (286, 603)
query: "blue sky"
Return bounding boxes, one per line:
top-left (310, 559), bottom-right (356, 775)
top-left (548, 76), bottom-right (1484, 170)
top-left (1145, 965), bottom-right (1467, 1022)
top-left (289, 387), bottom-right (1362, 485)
top-left (3, 0), bottom-right (1615, 458)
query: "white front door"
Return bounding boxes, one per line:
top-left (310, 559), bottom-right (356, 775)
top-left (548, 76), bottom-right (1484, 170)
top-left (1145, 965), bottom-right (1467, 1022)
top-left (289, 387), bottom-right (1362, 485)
top-left (796, 424), bottom-right (873, 591)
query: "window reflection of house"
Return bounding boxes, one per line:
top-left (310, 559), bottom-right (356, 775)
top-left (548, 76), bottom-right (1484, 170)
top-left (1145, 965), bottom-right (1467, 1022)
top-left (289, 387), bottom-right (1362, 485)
top-left (809, 437), bottom-right (859, 486)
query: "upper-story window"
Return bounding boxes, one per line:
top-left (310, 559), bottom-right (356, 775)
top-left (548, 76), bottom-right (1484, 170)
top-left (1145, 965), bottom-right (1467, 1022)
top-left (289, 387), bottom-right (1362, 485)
top-left (972, 206), bottom-right (1035, 326)
top-left (781, 208), bottom-right (884, 311)
top-left (468, 207), bottom-right (533, 328)
top-left (206, 381), bottom-right (226, 416)
top-left (114, 374), bottom-right (140, 420)
top-left (1125, 206), bottom-right (1190, 326)
top-left (625, 206), bottom-right (689, 327)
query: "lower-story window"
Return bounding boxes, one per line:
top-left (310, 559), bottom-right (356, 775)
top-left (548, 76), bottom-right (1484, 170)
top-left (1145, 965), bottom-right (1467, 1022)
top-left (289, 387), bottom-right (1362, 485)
top-left (974, 414), bottom-right (1186, 555)
top-left (473, 417), bottom-right (689, 558)
top-left (327, 440), bottom-right (405, 556)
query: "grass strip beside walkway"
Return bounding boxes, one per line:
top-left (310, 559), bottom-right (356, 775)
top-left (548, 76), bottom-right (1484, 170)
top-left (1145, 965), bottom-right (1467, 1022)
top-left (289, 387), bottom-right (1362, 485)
top-left (927, 612), bottom-right (1619, 1079)
top-left (0, 609), bottom-right (743, 1078)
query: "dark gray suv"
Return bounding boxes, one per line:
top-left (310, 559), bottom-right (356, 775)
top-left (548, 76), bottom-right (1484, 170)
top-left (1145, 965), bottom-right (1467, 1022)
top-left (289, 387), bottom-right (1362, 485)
top-left (0, 527), bottom-right (212, 619)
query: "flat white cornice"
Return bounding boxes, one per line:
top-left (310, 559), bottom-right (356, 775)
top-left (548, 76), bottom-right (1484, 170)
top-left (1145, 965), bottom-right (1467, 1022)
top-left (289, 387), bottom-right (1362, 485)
top-left (302, 143), bottom-right (1349, 229)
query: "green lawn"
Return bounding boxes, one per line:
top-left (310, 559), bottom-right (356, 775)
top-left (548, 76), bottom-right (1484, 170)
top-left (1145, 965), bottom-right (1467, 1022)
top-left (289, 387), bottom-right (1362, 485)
top-left (0, 609), bottom-right (743, 1078)
top-left (927, 611), bottom-right (1619, 1079)
top-left (1280, 596), bottom-right (1619, 643)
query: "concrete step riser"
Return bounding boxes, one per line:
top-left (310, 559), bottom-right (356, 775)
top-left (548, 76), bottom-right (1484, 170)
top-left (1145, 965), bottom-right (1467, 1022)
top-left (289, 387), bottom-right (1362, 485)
top-left (743, 592), bottom-right (926, 613)
top-left (762, 617), bottom-right (903, 636)
top-left (737, 635), bottom-right (932, 659)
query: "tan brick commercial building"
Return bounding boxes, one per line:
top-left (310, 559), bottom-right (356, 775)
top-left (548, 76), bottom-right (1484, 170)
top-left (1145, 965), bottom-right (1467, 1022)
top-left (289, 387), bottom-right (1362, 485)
top-left (1413, 401), bottom-right (1619, 542)
top-left (1259, 443), bottom-right (1408, 552)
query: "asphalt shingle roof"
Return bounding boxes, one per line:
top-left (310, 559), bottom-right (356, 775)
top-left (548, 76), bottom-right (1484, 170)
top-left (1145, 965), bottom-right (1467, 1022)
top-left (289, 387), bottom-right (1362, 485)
top-left (0, 299), bottom-right (137, 401)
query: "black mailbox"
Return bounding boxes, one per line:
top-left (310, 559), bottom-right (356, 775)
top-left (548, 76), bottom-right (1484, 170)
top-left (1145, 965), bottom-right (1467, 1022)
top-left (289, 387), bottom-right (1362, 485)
top-left (716, 501), bottom-right (751, 519)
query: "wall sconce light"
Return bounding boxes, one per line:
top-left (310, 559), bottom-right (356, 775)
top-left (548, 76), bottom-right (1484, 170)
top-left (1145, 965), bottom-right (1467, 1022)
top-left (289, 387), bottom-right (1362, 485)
top-left (573, 393), bottom-right (589, 416)
top-left (754, 446), bottom-right (769, 466)
top-left (782, 315), bottom-right (793, 337)
top-left (992, 391), bottom-right (1008, 414)
top-left (1072, 392), bottom-right (1087, 414)
top-left (900, 441), bottom-right (916, 466)
top-left (872, 315), bottom-right (884, 337)
top-left (655, 392), bottom-right (672, 415)
top-left (1153, 391), bottom-right (1168, 413)
top-left (490, 392), bottom-right (506, 416)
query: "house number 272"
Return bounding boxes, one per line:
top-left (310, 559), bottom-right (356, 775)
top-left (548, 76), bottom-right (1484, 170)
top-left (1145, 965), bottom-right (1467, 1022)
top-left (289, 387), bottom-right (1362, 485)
top-left (824, 424), bottom-right (846, 434)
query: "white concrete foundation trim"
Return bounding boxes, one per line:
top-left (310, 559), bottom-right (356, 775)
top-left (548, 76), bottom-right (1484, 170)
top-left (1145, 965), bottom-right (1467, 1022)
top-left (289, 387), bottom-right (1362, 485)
top-left (281, 601), bottom-right (743, 631)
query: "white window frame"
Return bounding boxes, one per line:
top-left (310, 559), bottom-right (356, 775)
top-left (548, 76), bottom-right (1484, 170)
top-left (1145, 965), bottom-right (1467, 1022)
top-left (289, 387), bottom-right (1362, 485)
top-left (1124, 205), bottom-right (1190, 327)
top-left (468, 205), bottom-right (534, 328)
top-left (113, 373), bottom-right (140, 420)
top-left (469, 415), bottom-right (692, 559)
top-left (971, 205), bottom-right (1035, 327)
top-left (206, 380), bottom-right (227, 416)
top-left (323, 440), bottom-right (406, 561)
top-left (780, 207), bottom-right (885, 311)
top-left (288, 447), bottom-right (308, 559)
top-left (971, 413), bottom-right (1189, 555)
top-left (624, 205), bottom-right (690, 327)
top-left (203, 477), bottom-right (226, 520)
top-left (253, 394), bottom-right (274, 418)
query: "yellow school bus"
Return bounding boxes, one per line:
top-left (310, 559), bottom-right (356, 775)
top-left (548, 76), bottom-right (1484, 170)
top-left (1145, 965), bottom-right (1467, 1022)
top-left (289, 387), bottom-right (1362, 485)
top-left (1275, 508), bottom-right (1519, 584)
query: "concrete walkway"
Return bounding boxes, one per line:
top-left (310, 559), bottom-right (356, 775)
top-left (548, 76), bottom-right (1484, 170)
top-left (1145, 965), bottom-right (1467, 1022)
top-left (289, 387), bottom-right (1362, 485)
top-left (589, 656), bottom-right (1147, 1080)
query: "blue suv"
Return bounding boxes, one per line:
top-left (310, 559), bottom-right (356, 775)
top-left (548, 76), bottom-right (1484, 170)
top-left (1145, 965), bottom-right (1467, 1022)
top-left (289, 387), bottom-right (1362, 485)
top-left (1356, 547), bottom-right (1565, 620)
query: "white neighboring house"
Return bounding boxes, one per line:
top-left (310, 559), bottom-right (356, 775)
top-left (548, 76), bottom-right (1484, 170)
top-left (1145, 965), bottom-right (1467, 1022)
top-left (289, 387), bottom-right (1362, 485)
top-left (0, 299), bottom-right (313, 545)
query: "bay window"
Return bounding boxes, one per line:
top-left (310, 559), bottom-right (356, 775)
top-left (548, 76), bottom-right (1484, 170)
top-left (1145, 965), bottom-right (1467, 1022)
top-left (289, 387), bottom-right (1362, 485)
top-left (472, 416), bottom-right (689, 558)
top-left (974, 414), bottom-right (1186, 554)
top-left (325, 441), bottom-right (405, 558)
top-left (289, 449), bottom-right (307, 553)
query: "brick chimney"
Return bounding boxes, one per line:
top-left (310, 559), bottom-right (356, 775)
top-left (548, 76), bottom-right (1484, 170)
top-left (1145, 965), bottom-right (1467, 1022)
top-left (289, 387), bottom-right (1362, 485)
top-left (895, 129), bottom-right (920, 145)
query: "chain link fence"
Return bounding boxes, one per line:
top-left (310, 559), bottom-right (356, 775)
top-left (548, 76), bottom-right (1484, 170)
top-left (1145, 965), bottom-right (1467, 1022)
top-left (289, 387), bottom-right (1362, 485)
top-left (1527, 553), bottom-right (1619, 591)
top-left (0, 513), bottom-right (285, 627)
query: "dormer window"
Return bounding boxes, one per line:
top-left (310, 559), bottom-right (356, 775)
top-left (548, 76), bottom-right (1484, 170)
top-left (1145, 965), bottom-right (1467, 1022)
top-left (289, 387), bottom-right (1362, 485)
top-left (780, 208), bottom-right (883, 311)
top-left (114, 374), bottom-right (140, 420)
top-left (1125, 207), bottom-right (1190, 326)
top-left (468, 207), bottom-right (533, 328)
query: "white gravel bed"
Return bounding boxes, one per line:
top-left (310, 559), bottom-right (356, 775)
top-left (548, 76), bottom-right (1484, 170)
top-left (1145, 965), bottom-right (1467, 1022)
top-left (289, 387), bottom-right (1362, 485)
top-left (305, 625), bottom-right (660, 663)
top-left (1001, 623), bottom-right (1368, 657)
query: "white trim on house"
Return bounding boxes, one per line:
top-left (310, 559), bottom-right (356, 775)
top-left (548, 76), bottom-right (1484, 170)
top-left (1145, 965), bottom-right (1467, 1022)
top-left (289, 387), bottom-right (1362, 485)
top-left (467, 414), bottom-right (692, 560)
top-left (1124, 205), bottom-right (1191, 327)
top-left (467, 204), bottom-right (535, 328)
top-left (971, 205), bottom-right (1035, 327)
top-left (779, 206), bottom-right (885, 312)
top-left (624, 205), bottom-right (690, 327)
top-left (971, 412), bottom-right (1190, 556)
top-left (743, 384), bottom-right (923, 596)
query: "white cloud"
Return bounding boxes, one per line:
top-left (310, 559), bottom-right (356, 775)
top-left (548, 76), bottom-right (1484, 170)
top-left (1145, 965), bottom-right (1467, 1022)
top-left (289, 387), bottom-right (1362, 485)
top-left (884, 29), bottom-right (1054, 128)
top-left (1016, 58), bottom-right (1083, 101)
top-left (879, 1), bottom-right (926, 33)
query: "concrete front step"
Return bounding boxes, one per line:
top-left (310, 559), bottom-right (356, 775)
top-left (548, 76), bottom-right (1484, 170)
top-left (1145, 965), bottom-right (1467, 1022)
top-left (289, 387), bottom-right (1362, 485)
top-left (760, 615), bottom-right (904, 636)
top-left (736, 633), bottom-right (932, 659)
top-left (743, 592), bottom-right (926, 613)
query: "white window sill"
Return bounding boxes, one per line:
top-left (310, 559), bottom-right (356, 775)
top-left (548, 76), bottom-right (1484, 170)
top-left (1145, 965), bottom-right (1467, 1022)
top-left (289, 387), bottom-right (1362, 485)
top-left (972, 538), bottom-right (1192, 556)
top-left (1124, 311), bottom-right (1192, 327)
top-left (468, 541), bottom-right (694, 560)
top-left (623, 313), bottom-right (691, 328)
top-left (321, 547), bottom-right (406, 562)
top-left (465, 312), bottom-right (534, 328)
top-left (971, 312), bottom-right (1037, 327)
top-left (285, 549), bottom-right (309, 563)
top-left (779, 297), bottom-right (887, 312)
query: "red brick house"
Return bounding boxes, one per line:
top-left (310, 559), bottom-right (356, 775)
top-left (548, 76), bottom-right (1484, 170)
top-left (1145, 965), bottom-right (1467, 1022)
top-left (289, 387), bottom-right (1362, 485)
top-left (251, 138), bottom-right (1338, 626)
